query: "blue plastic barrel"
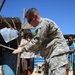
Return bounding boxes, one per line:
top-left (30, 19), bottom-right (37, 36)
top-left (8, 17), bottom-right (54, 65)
top-left (2, 49), bottom-right (17, 75)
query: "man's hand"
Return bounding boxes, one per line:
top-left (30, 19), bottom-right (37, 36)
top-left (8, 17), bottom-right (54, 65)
top-left (69, 50), bottom-right (74, 53)
top-left (12, 47), bottom-right (22, 54)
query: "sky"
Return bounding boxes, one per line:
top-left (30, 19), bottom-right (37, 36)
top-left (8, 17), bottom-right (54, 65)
top-left (0, 0), bottom-right (75, 34)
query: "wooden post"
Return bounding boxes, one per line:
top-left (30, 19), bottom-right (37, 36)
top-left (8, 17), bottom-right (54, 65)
top-left (0, 0), bottom-right (6, 11)
top-left (0, 15), bottom-right (13, 28)
top-left (22, 8), bottom-right (26, 24)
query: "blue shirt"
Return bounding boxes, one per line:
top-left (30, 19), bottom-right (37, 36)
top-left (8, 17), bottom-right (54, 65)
top-left (68, 42), bottom-right (75, 61)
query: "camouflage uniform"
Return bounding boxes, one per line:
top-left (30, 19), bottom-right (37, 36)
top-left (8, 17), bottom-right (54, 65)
top-left (22, 18), bottom-right (69, 75)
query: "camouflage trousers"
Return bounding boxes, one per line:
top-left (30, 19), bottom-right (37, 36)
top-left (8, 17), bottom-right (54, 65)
top-left (48, 66), bottom-right (66, 75)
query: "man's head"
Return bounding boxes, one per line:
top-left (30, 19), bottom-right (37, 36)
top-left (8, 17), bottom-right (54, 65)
top-left (68, 35), bottom-right (74, 44)
top-left (25, 8), bottom-right (40, 27)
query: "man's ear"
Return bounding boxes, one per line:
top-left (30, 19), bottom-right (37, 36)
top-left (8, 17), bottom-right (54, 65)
top-left (34, 13), bottom-right (38, 19)
top-left (25, 15), bottom-right (30, 19)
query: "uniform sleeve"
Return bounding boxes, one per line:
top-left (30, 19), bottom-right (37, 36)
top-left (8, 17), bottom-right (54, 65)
top-left (22, 20), bottom-right (50, 52)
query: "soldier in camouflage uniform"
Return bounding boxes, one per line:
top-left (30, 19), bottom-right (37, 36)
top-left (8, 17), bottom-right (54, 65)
top-left (13, 8), bottom-right (69, 75)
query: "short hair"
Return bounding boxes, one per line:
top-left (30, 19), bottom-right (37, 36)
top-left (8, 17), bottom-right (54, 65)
top-left (25, 8), bottom-right (39, 18)
top-left (68, 35), bottom-right (74, 39)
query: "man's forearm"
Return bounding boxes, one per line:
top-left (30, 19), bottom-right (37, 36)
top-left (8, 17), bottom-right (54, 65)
top-left (69, 50), bottom-right (74, 53)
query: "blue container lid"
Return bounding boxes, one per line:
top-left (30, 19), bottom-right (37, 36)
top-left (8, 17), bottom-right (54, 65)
top-left (34, 57), bottom-right (45, 68)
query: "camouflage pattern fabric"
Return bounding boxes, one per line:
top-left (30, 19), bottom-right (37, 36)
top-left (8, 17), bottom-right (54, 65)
top-left (22, 18), bottom-right (69, 75)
